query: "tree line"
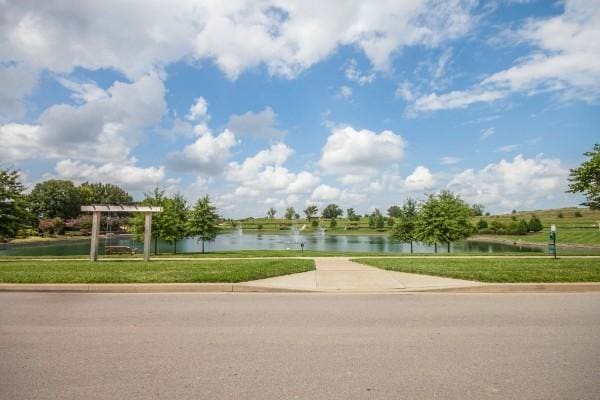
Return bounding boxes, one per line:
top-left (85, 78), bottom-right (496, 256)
top-left (0, 170), bottom-right (221, 253)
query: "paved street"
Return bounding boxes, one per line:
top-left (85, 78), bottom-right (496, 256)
top-left (1, 293), bottom-right (599, 400)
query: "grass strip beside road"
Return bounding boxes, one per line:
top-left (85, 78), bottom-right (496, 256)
top-left (354, 257), bottom-right (600, 283)
top-left (0, 259), bottom-right (314, 284)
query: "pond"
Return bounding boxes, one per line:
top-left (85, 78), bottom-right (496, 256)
top-left (0, 232), bottom-right (556, 256)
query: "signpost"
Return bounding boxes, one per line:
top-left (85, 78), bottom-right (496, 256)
top-left (548, 224), bottom-right (557, 259)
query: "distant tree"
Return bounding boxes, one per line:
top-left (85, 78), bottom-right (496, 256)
top-left (574, 210), bottom-right (583, 217)
top-left (416, 191), bottom-right (473, 253)
top-left (557, 212), bottom-right (564, 218)
top-left (346, 208), bottom-right (360, 221)
top-left (304, 205), bottom-right (318, 221)
top-left (78, 182), bottom-right (132, 205)
top-left (188, 195), bottom-right (220, 253)
top-left (28, 180), bottom-right (82, 220)
top-left (322, 204), bottom-right (343, 219)
top-left (0, 169), bottom-right (33, 239)
top-left (512, 210), bottom-right (517, 214)
top-left (470, 203), bottom-right (485, 217)
top-left (131, 187), bottom-right (167, 254)
top-left (294, 213), bottom-right (300, 220)
top-left (485, 212), bottom-right (490, 216)
top-left (516, 219), bottom-right (529, 235)
top-left (387, 205), bottom-right (402, 218)
top-left (330, 218), bottom-right (337, 228)
top-left (568, 143), bottom-right (600, 209)
top-left (161, 194), bottom-right (188, 254)
top-left (490, 220), bottom-right (505, 234)
top-left (528, 215), bottom-right (543, 232)
top-left (386, 217), bottom-right (394, 227)
top-left (267, 207), bottom-right (276, 219)
top-left (285, 207), bottom-right (295, 220)
top-left (391, 198), bottom-right (419, 253)
top-left (476, 219), bottom-right (488, 231)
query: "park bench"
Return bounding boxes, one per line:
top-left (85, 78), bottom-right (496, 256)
top-left (105, 246), bottom-right (136, 255)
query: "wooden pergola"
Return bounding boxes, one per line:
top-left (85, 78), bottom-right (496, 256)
top-left (81, 205), bottom-right (163, 262)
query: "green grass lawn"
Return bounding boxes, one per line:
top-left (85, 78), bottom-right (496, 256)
top-left (0, 259), bottom-right (315, 284)
top-left (494, 230), bottom-right (600, 246)
top-left (354, 257), bottom-right (600, 283)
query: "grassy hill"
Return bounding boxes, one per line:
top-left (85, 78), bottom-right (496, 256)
top-left (473, 207), bottom-right (600, 246)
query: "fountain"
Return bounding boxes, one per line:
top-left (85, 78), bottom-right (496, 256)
top-left (236, 223), bottom-right (243, 236)
top-left (291, 225), bottom-right (300, 244)
top-left (319, 227), bottom-right (326, 236)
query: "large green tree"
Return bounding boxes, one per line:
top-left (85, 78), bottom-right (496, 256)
top-left (415, 191), bottom-right (473, 253)
top-left (387, 205), bottom-right (402, 218)
top-left (304, 205), bottom-right (318, 220)
top-left (131, 187), bottom-right (167, 254)
top-left (322, 204), bottom-right (343, 219)
top-left (28, 180), bottom-right (82, 220)
top-left (391, 198), bottom-right (418, 253)
top-left (78, 182), bottom-right (133, 205)
top-left (188, 195), bottom-right (220, 253)
top-left (0, 169), bottom-right (33, 239)
top-left (568, 144), bottom-right (600, 209)
top-left (161, 194), bottom-right (189, 254)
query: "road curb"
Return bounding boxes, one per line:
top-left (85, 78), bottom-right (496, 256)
top-left (1, 282), bottom-right (599, 293)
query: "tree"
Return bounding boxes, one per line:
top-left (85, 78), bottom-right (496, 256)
top-left (285, 207), bottom-right (295, 220)
top-left (304, 205), bottom-right (318, 221)
top-left (391, 198), bottom-right (418, 253)
top-left (322, 204), bottom-right (343, 219)
top-left (0, 169), bottom-right (33, 239)
top-left (470, 203), bottom-right (485, 217)
top-left (141, 187), bottom-right (168, 255)
top-left (28, 180), bottom-right (82, 220)
top-left (528, 215), bottom-right (543, 232)
top-left (188, 195), bottom-right (220, 253)
top-left (516, 219), bottom-right (529, 235)
top-left (387, 205), bottom-right (402, 218)
top-left (267, 207), bottom-right (276, 219)
top-left (568, 143), bottom-right (600, 209)
top-left (346, 208), bottom-right (360, 221)
top-left (415, 191), bottom-right (473, 253)
top-left (161, 194), bottom-right (188, 254)
top-left (79, 182), bottom-right (133, 205)
top-left (329, 218), bottom-right (337, 228)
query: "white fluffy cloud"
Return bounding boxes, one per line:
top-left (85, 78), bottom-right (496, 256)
top-left (318, 125), bottom-right (406, 183)
top-left (226, 107), bottom-right (284, 139)
top-left (403, 166), bottom-right (435, 191)
top-left (186, 97), bottom-right (209, 121)
top-left (168, 129), bottom-right (238, 174)
top-left (0, 74), bottom-right (166, 162)
top-left (447, 154), bottom-right (568, 210)
top-left (53, 159), bottom-right (169, 192)
top-left (410, 0), bottom-right (600, 112)
top-left (226, 143), bottom-right (319, 194)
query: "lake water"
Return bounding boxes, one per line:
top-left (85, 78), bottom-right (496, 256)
top-left (0, 232), bottom-right (552, 256)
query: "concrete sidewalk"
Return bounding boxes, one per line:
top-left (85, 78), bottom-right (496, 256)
top-left (240, 257), bottom-right (484, 292)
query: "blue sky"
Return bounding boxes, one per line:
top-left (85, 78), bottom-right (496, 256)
top-left (0, 0), bottom-right (598, 217)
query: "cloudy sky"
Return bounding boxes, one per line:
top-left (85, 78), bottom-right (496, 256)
top-left (1, 0), bottom-right (598, 217)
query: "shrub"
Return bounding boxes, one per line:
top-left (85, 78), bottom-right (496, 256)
top-left (477, 219), bottom-right (488, 230)
top-left (517, 219), bottom-right (529, 235)
top-left (574, 211), bottom-right (583, 217)
top-left (330, 219), bottom-right (337, 228)
top-left (478, 228), bottom-right (493, 235)
top-left (528, 215), bottom-right (543, 232)
top-left (490, 220), bottom-right (505, 234)
top-left (39, 217), bottom-right (64, 235)
top-left (257, 224), bottom-right (263, 230)
top-left (311, 220), bottom-right (319, 228)
top-left (557, 212), bottom-right (564, 218)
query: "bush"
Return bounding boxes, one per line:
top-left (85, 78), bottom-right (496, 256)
top-left (477, 219), bottom-right (488, 230)
top-left (517, 219), bottom-right (529, 235)
top-left (39, 217), bottom-right (64, 235)
top-left (478, 228), bottom-right (493, 235)
top-left (330, 219), bottom-right (337, 228)
top-left (257, 224), bottom-right (263, 230)
top-left (557, 212), bottom-right (564, 218)
top-left (528, 215), bottom-right (543, 232)
top-left (311, 220), bottom-right (319, 228)
top-left (490, 220), bottom-right (505, 234)
top-left (574, 211), bottom-right (583, 217)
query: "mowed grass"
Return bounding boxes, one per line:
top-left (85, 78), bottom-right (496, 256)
top-left (354, 257), bottom-right (600, 283)
top-left (0, 259), bottom-right (315, 284)
top-left (497, 230), bottom-right (600, 246)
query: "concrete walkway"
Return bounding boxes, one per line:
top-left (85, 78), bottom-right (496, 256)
top-left (241, 257), bottom-right (484, 292)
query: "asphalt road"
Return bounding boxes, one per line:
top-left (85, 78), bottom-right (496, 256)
top-left (1, 293), bottom-right (599, 400)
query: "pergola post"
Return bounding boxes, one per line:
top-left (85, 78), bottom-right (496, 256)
top-left (143, 211), bottom-right (152, 262)
top-left (82, 205), bottom-right (162, 262)
top-left (90, 211), bottom-right (101, 261)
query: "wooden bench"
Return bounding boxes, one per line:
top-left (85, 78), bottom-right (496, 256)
top-left (105, 246), bottom-right (136, 255)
